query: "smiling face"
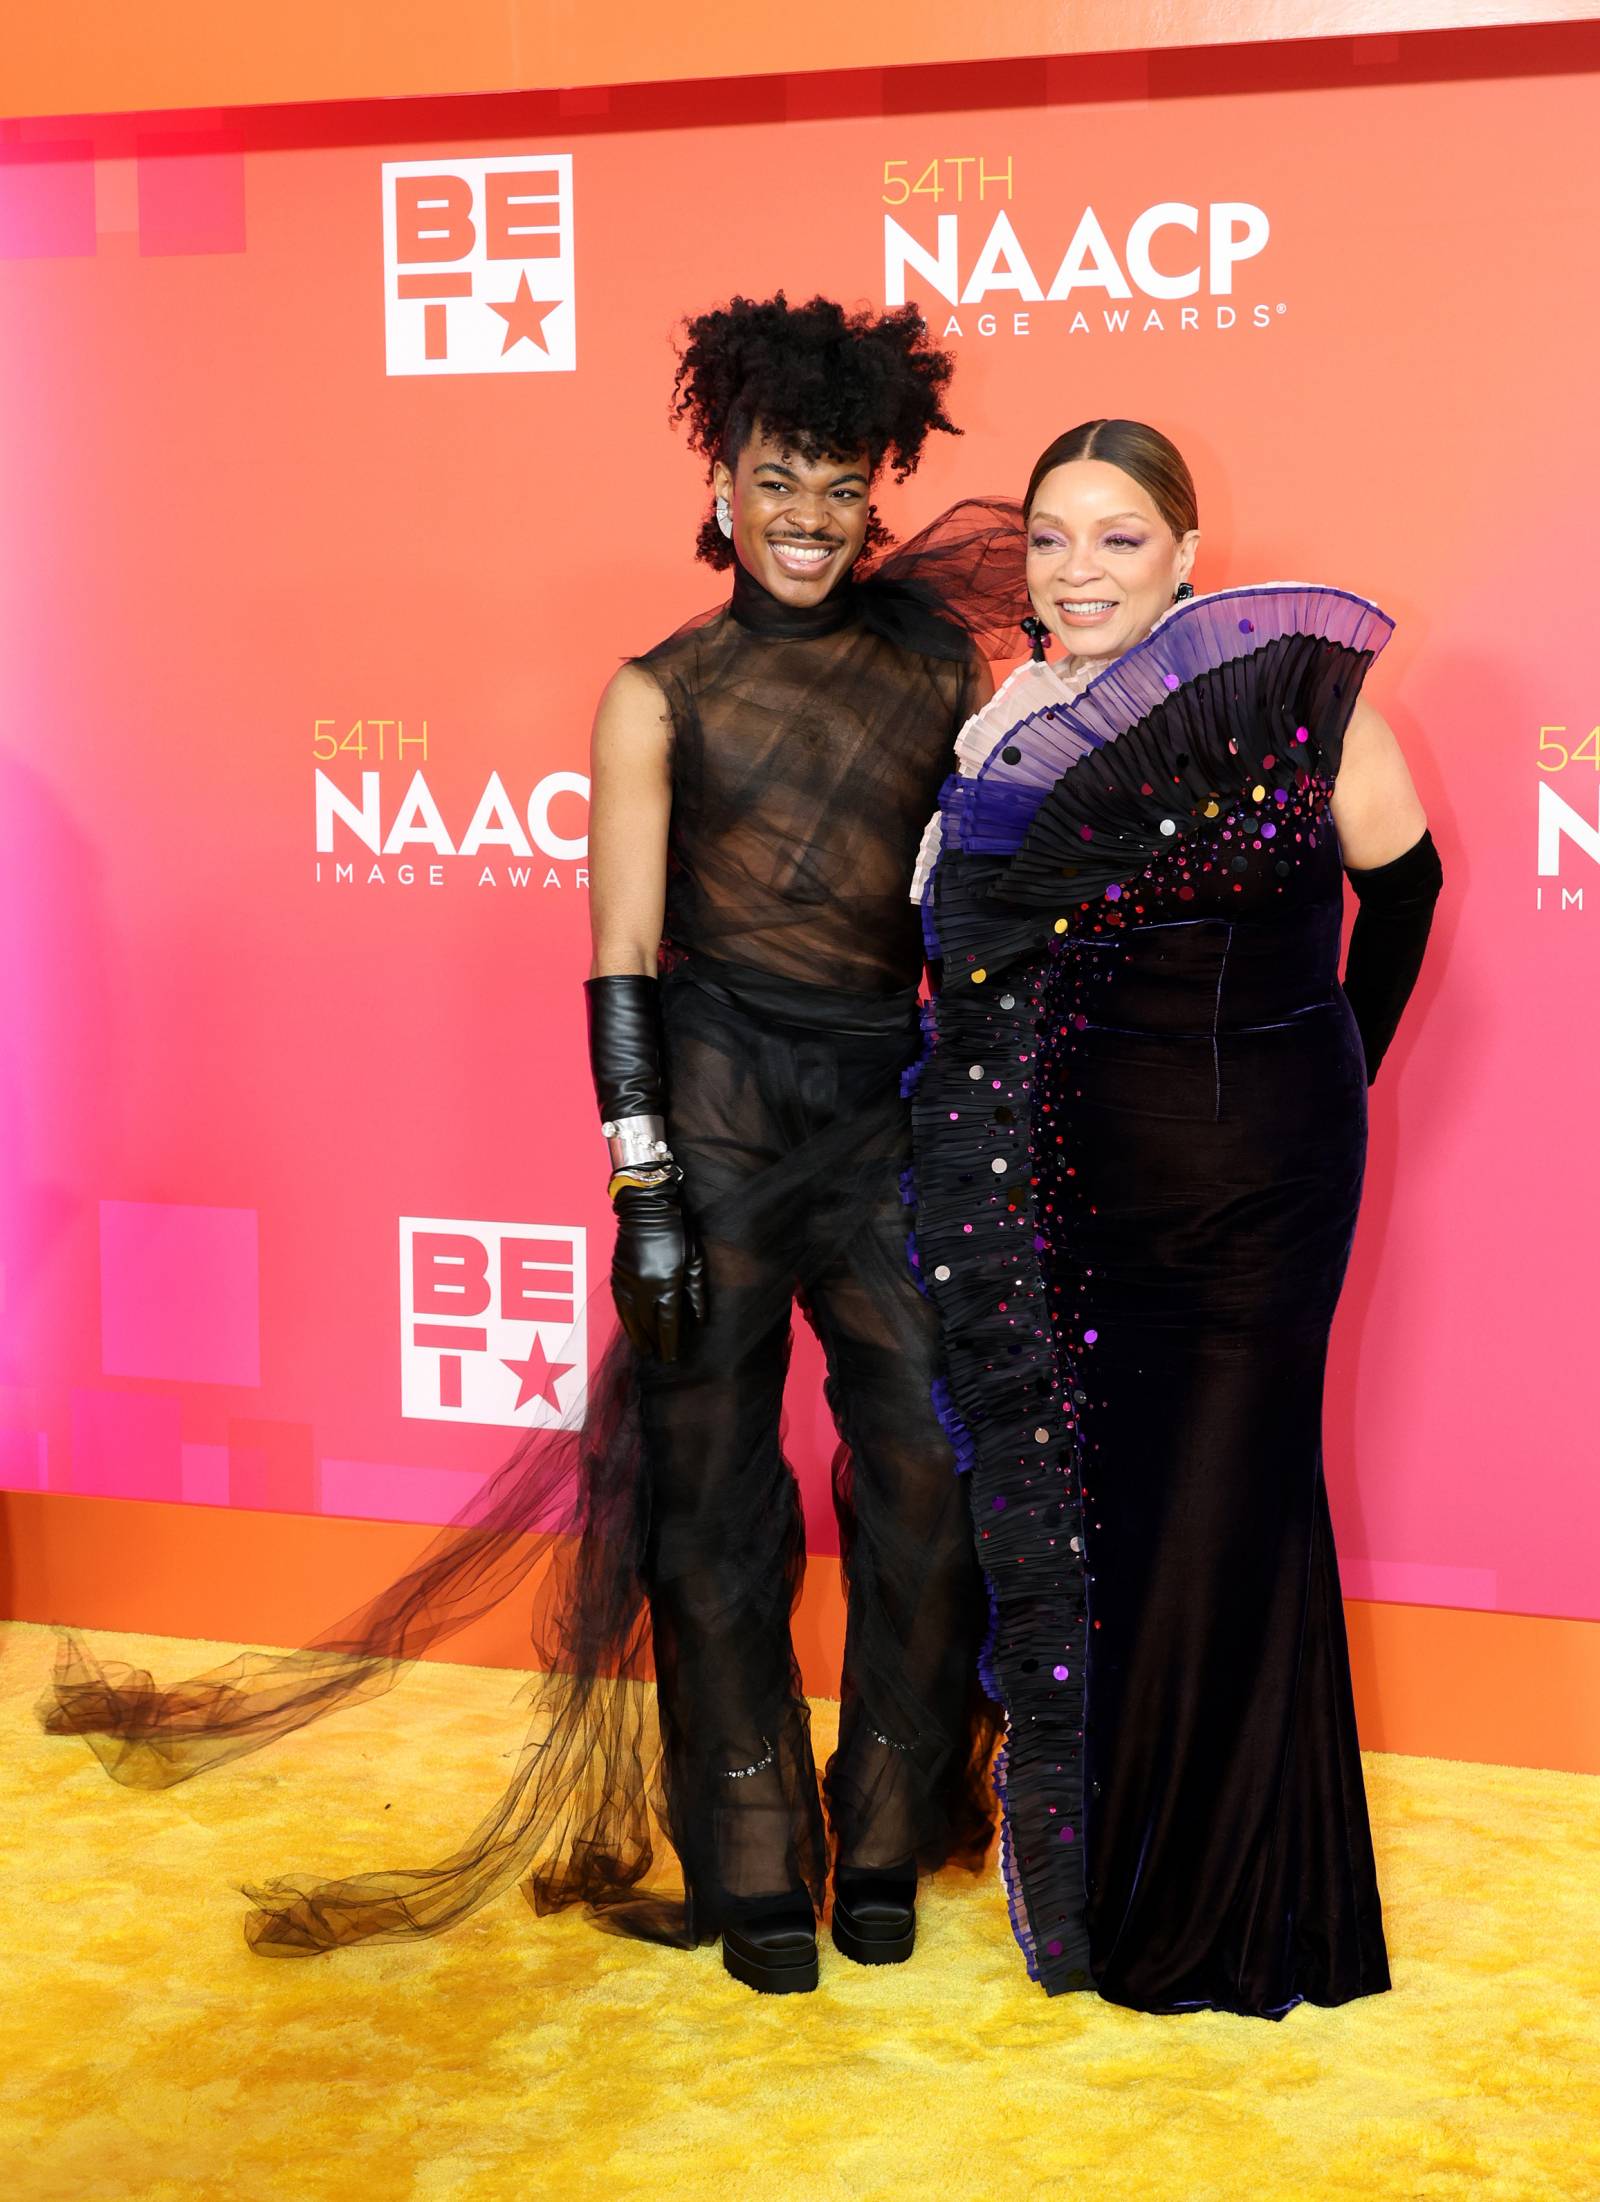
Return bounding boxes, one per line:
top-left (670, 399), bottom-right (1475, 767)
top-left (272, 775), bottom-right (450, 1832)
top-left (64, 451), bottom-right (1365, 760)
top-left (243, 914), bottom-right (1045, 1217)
top-left (713, 425), bottom-right (875, 606)
top-left (1026, 459), bottom-right (1200, 662)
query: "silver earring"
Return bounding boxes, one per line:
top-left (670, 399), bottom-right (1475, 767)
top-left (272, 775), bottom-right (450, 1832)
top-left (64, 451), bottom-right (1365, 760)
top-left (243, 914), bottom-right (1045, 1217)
top-left (715, 494), bottom-right (733, 539)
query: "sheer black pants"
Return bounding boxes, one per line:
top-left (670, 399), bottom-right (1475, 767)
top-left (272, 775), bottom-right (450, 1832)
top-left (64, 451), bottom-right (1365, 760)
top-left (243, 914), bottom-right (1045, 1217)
top-left (639, 963), bottom-right (994, 1931)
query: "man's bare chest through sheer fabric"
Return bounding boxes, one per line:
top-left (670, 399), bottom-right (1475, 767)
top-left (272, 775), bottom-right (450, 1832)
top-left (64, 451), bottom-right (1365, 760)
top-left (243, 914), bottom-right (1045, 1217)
top-left (644, 611), bottom-right (971, 995)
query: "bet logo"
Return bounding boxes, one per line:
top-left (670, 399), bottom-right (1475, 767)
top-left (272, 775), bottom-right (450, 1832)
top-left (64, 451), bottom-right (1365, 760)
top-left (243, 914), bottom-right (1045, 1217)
top-left (382, 155), bottom-right (576, 376)
top-left (399, 1217), bottom-right (587, 1427)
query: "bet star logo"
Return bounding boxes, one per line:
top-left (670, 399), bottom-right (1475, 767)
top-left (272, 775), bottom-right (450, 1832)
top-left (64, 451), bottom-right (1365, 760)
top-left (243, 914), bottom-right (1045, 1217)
top-left (382, 155), bottom-right (576, 377)
top-left (399, 1217), bottom-right (587, 1428)
top-left (487, 271), bottom-right (557, 355)
top-left (501, 1331), bottom-right (575, 1412)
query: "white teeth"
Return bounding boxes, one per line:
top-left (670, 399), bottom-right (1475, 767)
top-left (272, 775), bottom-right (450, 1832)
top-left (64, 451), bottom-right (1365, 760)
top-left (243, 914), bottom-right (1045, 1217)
top-left (1062, 601), bottom-right (1115, 613)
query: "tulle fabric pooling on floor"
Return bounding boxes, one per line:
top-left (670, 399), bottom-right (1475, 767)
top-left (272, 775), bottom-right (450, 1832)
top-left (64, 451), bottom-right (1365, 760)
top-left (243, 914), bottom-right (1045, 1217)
top-left (42, 1334), bottom-right (701, 1951)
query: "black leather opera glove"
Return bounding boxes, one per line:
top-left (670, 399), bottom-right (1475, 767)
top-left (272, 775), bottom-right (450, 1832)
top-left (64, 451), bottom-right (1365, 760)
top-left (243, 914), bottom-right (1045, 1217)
top-left (1342, 829), bottom-right (1444, 1084)
top-left (584, 975), bottom-right (706, 1362)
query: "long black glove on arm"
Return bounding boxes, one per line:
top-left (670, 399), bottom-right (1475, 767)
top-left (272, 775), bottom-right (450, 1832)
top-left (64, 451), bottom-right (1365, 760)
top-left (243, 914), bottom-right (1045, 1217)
top-left (1341, 828), bottom-right (1444, 1084)
top-left (584, 974), bottom-right (707, 1362)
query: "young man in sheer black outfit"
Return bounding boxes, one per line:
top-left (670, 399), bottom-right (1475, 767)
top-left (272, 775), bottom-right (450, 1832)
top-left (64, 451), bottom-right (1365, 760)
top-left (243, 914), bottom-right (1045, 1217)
top-left (45, 292), bottom-right (1013, 1989)
top-left (584, 294), bottom-right (1006, 1993)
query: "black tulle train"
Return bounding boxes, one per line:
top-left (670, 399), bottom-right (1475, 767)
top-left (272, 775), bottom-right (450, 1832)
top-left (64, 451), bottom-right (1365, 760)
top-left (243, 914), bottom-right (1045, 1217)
top-left (44, 965), bottom-right (1003, 1951)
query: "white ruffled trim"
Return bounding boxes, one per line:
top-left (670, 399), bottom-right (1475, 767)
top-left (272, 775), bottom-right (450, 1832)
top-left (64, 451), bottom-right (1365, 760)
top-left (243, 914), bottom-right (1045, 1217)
top-left (910, 657), bottom-right (1097, 905)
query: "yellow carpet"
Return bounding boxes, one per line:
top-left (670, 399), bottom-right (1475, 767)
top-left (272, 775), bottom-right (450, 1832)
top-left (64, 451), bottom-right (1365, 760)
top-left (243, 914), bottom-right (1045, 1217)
top-left (3, 1622), bottom-right (1597, 2202)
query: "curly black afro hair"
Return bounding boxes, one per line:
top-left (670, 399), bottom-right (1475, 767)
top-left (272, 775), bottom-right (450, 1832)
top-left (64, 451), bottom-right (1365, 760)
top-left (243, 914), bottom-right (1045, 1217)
top-left (671, 292), bottom-right (959, 567)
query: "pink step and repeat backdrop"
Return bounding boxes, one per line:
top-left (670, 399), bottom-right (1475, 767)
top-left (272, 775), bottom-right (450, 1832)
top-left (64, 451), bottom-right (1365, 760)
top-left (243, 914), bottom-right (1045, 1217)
top-left (2, 32), bottom-right (1596, 1634)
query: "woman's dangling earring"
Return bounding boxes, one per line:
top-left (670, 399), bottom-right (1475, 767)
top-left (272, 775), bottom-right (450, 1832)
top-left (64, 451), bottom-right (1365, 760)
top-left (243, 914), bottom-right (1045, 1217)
top-left (715, 494), bottom-right (733, 540)
top-left (1173, 581), bottom-right (1195, 602)
top-left (1020, 614), bottom-right (1052, 663)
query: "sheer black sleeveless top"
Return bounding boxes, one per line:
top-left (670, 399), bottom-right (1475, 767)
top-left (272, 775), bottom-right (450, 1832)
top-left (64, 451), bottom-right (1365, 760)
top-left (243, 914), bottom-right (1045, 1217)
top-left (635, 559), bottom-right (986, 996)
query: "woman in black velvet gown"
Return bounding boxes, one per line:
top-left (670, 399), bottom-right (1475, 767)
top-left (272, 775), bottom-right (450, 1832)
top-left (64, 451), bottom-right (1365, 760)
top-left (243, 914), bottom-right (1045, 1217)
top-left (910, 419), bottom-right (1442, 2017)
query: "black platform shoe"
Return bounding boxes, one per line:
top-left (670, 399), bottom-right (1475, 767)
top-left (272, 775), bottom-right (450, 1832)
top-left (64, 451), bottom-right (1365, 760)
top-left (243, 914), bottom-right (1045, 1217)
top-left (830, 1865), bottom-right (917, 1967)
top-left (721, 1893), bottom-right (820, 1996)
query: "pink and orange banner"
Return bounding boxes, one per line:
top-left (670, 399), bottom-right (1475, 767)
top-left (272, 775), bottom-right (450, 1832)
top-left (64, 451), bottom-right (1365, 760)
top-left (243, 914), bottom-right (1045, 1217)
top-left (3, 27), bottom-right (1598, 1764)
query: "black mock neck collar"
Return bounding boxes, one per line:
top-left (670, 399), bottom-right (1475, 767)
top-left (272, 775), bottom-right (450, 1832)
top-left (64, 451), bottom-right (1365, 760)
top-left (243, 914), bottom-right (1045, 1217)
top-left (729, 553), bottom-right (859, 638)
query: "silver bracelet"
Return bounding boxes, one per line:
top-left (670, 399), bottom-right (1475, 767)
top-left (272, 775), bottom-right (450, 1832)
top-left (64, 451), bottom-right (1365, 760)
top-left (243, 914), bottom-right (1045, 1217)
top-left (602, 1113), bottom-right (672, 1171)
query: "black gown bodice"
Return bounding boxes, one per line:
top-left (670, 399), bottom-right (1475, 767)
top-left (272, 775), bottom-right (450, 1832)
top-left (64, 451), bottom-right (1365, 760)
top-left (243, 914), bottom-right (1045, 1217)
top-left (1043, 794), bottom-right (1350, 1038)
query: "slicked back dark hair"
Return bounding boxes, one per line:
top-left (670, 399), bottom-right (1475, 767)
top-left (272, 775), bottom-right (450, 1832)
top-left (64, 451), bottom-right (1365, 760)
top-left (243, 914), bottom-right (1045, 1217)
top-left (1024, 419), bottom-right (1199, 540)
top-left (671, 292), bottom-right (960, 567)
